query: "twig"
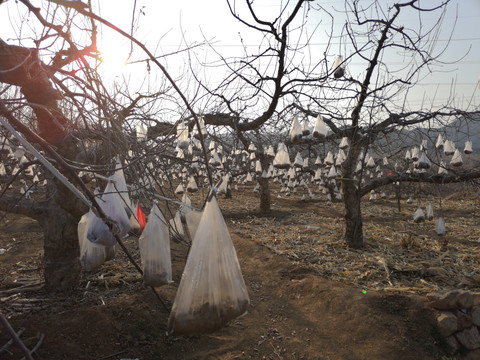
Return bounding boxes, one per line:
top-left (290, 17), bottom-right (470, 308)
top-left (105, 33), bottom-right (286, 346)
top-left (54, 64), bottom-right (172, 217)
top-left (0, 312), bottom-right (33, 360)
top-left (20, 333), bottom-right (44, 360)
top-left (0, 283), bottom-right (45, 295)
top-left (0, 328), bottom-right (24, 354)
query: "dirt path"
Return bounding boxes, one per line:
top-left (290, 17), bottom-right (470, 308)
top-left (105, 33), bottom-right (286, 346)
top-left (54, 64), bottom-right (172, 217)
top-left (0, 215), bottom-right (443, 360)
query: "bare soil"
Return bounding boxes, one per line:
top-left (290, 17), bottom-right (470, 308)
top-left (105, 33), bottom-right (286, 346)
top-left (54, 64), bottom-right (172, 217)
top-left (1, 183), bottom-right (478, 360)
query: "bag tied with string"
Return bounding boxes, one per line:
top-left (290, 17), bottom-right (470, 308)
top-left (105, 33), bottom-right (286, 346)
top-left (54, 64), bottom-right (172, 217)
top-left (167, 194), bottom-right (250, 336)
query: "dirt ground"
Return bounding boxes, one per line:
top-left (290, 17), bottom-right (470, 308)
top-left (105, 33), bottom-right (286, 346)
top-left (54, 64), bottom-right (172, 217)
top-left (1, 183), bottom-right (478, 360)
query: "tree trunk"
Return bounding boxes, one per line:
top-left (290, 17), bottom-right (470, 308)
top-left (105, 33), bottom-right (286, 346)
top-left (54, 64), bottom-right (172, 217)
top-left (42, 203), bottom-right (81, 292)
top-left (259, 176), bottom-right (271, 214)
top-left (41, 179), bottom-right (85, 292)
top-left (341, 142), bottom-right (363, 249)
top-left (342, 180), bottom-right (363, 249)
top-left (258, 154), bottom-right (271, 214)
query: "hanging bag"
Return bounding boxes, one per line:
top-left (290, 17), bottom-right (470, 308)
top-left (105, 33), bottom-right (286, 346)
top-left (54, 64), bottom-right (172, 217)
top-left (167, 195), bottom-right (249, 336)
top-left (139, 203), bottom-right (172, 287)
top-left (78, 210), bottom-right (115, 271)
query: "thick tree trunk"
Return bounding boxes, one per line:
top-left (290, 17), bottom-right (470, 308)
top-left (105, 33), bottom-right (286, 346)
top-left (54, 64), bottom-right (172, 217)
top-left (42, 203), bottom-right (81, 292)
top-left (41, 179), bottom-right (84, 292)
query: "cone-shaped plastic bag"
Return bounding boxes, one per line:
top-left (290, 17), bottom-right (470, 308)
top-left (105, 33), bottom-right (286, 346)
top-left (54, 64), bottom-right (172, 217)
top-left (139, 204), bottom-right (172, 287)
top-left (435, 134), bottom-right (444, 150)
top-left (273, 148), bottom-right (291, 169)
top-left (417, 152), bottom-right (431, 169)
top-left (426, 204), bottom-right (434, 221)
top-left (111, 158), bottom-right (131, 211)
top-left (333, 55), bottom-right (345, 78)
top-left (289, 116), bottom-right (303, 143)
top-left (435, 217), bottom-right (446, 236)
top-left (167, 196), bottom-right (249, 336)
top-left (464, 140), bottom-right (473, 155)
top-left (255, 160), bottom-right (262, 174)
top-left (324, 151), bottom-right (334, 166)
top-left (413, 206), bottom-right (425, 223)
top-left (301, 121), bottom-right (311, 136)
top-left (450, 149), bottom-right (463, 167)
top-left (175, 183), bottom-right (185, 195)
top-left (313, 115), bottom-right (328, 139)
top-left (339, 137), bottom-right (349, 149)
top-left (443, 140), bottom-right (455, 156)
top-left (294, 152), bottom-right (303, 168)
top-left (186, 176), bottom-right (198, 193)
top-left (177, 121), bottom-right (189, 149)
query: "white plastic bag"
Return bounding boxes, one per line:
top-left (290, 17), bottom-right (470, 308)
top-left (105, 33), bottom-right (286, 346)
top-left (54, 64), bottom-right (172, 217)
top-left (177, 121), bottom-right (189, 149)
top-left (273, 144), bottom-right (290, 169)
top-left (413, 206), bottom-right (425, 223)
top-left (289, 116), bottom-right (303, 143)
top-left (450, 149), bottom-right (463, 167)
top-left (426, 204), bottom-right (434, 221)
top-left (111, 157), bottom-right (131, 211)
top-left (139, 204), bottom-right (172, 287)
top-left (435, 217), bottom-right (446, 236)
top-left (167, 196), bottom-right (249, 336)
top-left (313, 115), bottom-right (328, 139)
top-left (87, 180), bottom-right (131, 246)
top-left (79, 211), bottom-right (115, 271)
top-left (333, 55), bottom-right (345, 78)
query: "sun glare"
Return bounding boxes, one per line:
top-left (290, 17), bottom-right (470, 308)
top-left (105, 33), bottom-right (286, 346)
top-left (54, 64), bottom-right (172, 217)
top-left (98, 43), bottom-right (130, 79)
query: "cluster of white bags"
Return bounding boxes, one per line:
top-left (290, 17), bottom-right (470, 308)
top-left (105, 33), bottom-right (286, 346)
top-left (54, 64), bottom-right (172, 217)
top-left (77, 168), bottom-right (249, 335)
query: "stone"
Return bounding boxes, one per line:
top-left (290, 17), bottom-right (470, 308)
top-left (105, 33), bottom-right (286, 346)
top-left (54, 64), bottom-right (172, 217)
top-left (437, 311), bottom-right (458, 337)
top-left (446, 335), bottom-right (460, 353)
top-left (457, 291), bottom-right (475, 309)
top-left (456, 310), bottom-right (473, 331)
top-left (427, 290), bottom-right (474, 310)
top-left (472, 307), bottom-right (480, 327)
top-left (473, 294), bottom-right (480, 307)
top-left (456, 326), bottom-right (480, 350)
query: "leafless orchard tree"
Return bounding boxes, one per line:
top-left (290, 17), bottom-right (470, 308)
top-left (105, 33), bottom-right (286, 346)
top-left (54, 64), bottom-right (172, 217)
top-left (186, 0), bottom-right (480, 249)
top-left (0, 0), bottom-right (197, 291)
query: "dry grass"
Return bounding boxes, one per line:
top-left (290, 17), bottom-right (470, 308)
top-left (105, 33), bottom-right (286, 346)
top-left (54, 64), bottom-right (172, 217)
top-left (214, 182), bottom-right (480, 295)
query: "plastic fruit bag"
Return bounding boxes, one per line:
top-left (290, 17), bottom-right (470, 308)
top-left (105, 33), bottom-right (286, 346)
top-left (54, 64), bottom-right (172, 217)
top-left (289, 116), bottom-right (302, 143)
top-left (139, 203), bottom-right (172, 287)
top-left (333, 55), bottom-right (345, 78)
top-left (313, 115), bottom-right (328, 139)
top-left (87, 180), bottom-right (131, 246)
top-left (167, 196), bottom-right (249, 336)
top-left (426, 204), bottom-right (434, 221)
top-left (111, 157), bottom-right (131, 211)
top-left (435, 217), bottom-right (446, 236)
top-left (78, 211), bottom-right (114, 271)
top-left (413, 206), bottom-right (425, 223)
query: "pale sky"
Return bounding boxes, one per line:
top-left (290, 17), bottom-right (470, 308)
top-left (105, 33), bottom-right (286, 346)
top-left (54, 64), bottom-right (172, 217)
top-left (94, 0), bottom-right (480, 111)
top-left (1, 0), bottom-right (479, 114)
